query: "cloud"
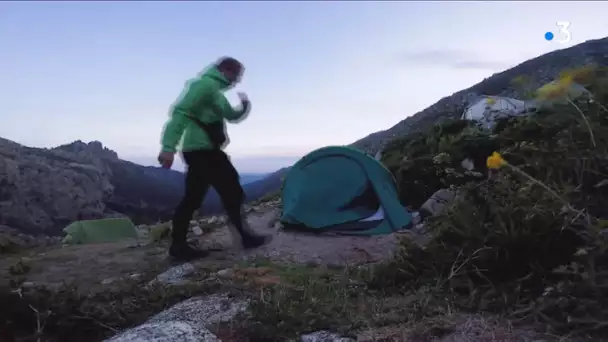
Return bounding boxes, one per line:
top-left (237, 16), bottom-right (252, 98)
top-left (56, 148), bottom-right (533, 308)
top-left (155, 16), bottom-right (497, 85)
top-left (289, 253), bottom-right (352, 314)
top-left (396, 49), bottom-right (510, 70)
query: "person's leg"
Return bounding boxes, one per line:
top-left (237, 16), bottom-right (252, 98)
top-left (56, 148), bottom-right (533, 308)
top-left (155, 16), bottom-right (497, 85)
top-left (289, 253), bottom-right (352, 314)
top-left (169, 151), bottom-right (210, 260)
top-left (208, 150), bottom-right (269, 249)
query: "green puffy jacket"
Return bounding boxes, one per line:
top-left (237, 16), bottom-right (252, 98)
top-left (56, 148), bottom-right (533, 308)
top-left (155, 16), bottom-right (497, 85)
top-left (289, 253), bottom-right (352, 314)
top-left (160, 65), bottom-right (247, 153)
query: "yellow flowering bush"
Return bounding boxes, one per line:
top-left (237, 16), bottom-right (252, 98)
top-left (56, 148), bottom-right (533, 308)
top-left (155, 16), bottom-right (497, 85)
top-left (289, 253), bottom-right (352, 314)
top-left (535, 75), bottom-right (575, 101)
top-left (486, 151), bottom-right (576, 211)
top-left (535, 75), bottom-right (597, 147)
top-left (559, 64), bottom-right (598, 86)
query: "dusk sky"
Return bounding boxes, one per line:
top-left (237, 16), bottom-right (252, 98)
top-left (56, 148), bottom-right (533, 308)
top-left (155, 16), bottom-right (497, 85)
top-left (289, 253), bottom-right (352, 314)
top-left (1, 1), bottom-right (607, 172)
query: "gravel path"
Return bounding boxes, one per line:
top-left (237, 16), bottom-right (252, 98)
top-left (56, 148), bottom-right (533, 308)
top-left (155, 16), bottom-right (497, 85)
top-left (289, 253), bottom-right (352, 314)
top-left (199, 208), bottom-right (405, 266)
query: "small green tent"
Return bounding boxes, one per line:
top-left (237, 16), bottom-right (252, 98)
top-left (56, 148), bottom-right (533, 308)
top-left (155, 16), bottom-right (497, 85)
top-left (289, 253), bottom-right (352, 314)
top-left (62, 217), bottom-right (139, 244)
top-left (280, 146), bottom-right (413, 235)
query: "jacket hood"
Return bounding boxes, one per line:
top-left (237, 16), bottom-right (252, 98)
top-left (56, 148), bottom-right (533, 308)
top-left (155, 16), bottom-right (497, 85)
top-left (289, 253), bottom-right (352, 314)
top-left (201, 65), bottom-right (232, 90)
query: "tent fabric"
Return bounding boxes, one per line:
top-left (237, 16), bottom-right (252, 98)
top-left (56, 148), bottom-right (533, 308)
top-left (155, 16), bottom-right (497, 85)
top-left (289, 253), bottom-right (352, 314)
top-left (63, 217), bottom-right (139, 244)
top-left (280, 146), bottom-right (413, 236)
top-left (462, 96), bottom-right (535, 129)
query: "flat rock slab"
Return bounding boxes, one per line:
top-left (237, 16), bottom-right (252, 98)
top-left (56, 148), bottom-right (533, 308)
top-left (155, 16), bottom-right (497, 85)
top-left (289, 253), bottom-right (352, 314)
top-left (104, 321), bottom-right (219, 342)
top-left (104, 293), bottom-right (249, 342)
top-left (148, 262), bottom-right (196, 286)
top-left (147, 294), bottom-right (249, 326)
top-left (300, 331), bottom-right (354, 342)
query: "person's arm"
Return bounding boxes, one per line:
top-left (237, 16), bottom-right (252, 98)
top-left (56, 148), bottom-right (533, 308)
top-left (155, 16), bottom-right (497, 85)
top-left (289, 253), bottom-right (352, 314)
top-left (160, 79), bottom-right (217, 152)
top-left (214, 94), bottom-right (250, 123)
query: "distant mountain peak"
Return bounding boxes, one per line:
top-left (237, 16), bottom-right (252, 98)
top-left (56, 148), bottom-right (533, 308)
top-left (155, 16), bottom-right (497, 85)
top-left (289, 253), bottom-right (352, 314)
top-left (54, 140), bottom-right (119, 159)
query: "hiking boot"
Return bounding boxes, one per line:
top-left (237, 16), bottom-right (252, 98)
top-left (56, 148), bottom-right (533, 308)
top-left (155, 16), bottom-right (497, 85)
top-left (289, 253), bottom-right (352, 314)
top-left (227, 219), bottom-right (272, 250)
top-left (241, 233), bottom-right (271, 249)
top-left (169, 243), bottom-right (209, 261)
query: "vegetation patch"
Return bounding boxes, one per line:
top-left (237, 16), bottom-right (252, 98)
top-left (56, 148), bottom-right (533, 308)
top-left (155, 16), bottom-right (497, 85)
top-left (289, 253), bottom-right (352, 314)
top-left (373, 66), bottom-right (608, 339)
top-left (0, 260), bottom-right (230, 342)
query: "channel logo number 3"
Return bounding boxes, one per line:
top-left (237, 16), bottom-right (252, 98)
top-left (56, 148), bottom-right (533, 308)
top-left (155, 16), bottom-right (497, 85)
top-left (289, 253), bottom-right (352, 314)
top-left (554, 22), bottom-right (572, 44)
top-left (545, 22), bottom-right (571, 43)
top-left (556, 22), bottom-right (572, 43)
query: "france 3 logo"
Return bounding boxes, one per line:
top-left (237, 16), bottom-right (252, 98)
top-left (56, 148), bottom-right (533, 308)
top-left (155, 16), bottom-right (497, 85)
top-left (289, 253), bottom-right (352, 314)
top-left (544, 22), bottom-right (572, 44)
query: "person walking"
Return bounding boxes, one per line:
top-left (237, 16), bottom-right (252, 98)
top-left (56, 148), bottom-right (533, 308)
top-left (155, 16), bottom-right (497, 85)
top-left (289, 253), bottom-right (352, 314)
top-left (158, 57), bottom-right (269, 261)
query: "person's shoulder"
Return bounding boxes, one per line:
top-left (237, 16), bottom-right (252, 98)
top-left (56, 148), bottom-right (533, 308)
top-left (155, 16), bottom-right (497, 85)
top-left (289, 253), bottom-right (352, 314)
top-left (185, 75), bottom-right (223, 94)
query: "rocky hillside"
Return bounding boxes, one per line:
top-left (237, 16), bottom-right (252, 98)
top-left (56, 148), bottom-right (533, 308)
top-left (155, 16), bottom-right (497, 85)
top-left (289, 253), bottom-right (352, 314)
top-left (351, 37), bottom-right (608, 155)
top-left (0, 139), bottom-right (283, 235)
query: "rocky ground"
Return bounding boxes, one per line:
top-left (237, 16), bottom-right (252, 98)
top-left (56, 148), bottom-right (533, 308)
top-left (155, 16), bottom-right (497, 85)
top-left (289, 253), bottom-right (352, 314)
top-left (0, 200), bottom-right (403, 293)
top-left (0, 199), bottom-right (549, 342)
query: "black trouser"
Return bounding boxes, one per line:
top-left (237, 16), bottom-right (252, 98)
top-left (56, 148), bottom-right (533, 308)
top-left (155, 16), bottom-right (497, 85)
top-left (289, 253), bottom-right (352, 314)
top-left (171, 149), bottom-right (246, 244)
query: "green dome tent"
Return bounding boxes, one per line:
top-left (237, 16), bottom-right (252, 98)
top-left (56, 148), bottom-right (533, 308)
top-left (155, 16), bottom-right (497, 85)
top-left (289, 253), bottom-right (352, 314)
top-left (62, 217), bottom-right (139, 244)
top-left (280, 146), bottom-right (413, 235)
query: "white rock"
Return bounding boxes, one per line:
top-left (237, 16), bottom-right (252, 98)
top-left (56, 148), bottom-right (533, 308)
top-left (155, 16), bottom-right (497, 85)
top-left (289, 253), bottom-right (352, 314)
top-left (101, 277), bottom-right (115, 285)
top-left (148, 263), bottom-right (196, 286)
top-left (216, 268), bottom-right (234, 279)
top-left (300, 331), bottom-right (354, 342)
top-left (104, 321), bottom-right (220, 342)
top-left (21, 281), bottom-right (36, 288)
top-left (148, 294), bottom-right (249, 326)
top-left (411, 211), bottom-right (422, 225)
top-left (461, 158), bottom-right (475, 171)
top-left (192, 226), bottom-right (203, 236)
top-left (105, 293), bottom-right (248, 341)
top-left (420, 188), bottom-right (456, 217)
top-left (467, 171), bottom-right (484, 178)
top-left (129, 273), bottom-right (142, 280)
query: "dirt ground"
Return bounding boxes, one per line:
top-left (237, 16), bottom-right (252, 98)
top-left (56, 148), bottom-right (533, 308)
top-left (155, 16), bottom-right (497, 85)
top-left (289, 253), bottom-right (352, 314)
top-left (0, 208), bottom-right (559, 342)
top-left (0, 208), bottom-right (408, 290)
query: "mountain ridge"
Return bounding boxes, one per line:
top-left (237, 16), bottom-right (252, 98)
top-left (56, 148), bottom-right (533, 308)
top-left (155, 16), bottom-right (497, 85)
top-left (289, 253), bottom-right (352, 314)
top-left (351, 37), bottom-right (608, 155)
top-left (0, 138), bottom-right (284, 235)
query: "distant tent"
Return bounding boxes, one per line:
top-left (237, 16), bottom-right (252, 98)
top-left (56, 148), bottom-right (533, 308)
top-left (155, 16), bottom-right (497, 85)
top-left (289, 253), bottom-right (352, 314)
top-left (462, 96), bottom-right (535, 129)
top-left (280, 146), bottom-right (413, 236)
top-left (62, 217), bottom-right (138, 244)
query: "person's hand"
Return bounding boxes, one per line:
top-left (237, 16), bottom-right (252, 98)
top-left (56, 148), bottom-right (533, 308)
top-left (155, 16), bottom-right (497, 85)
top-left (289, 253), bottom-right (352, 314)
top-left (237, 92), bottom-right (249, 103)
top-left (158, 151), bottom-right (175, 169)
top-left (237, 92), bottom-right (251, 111)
